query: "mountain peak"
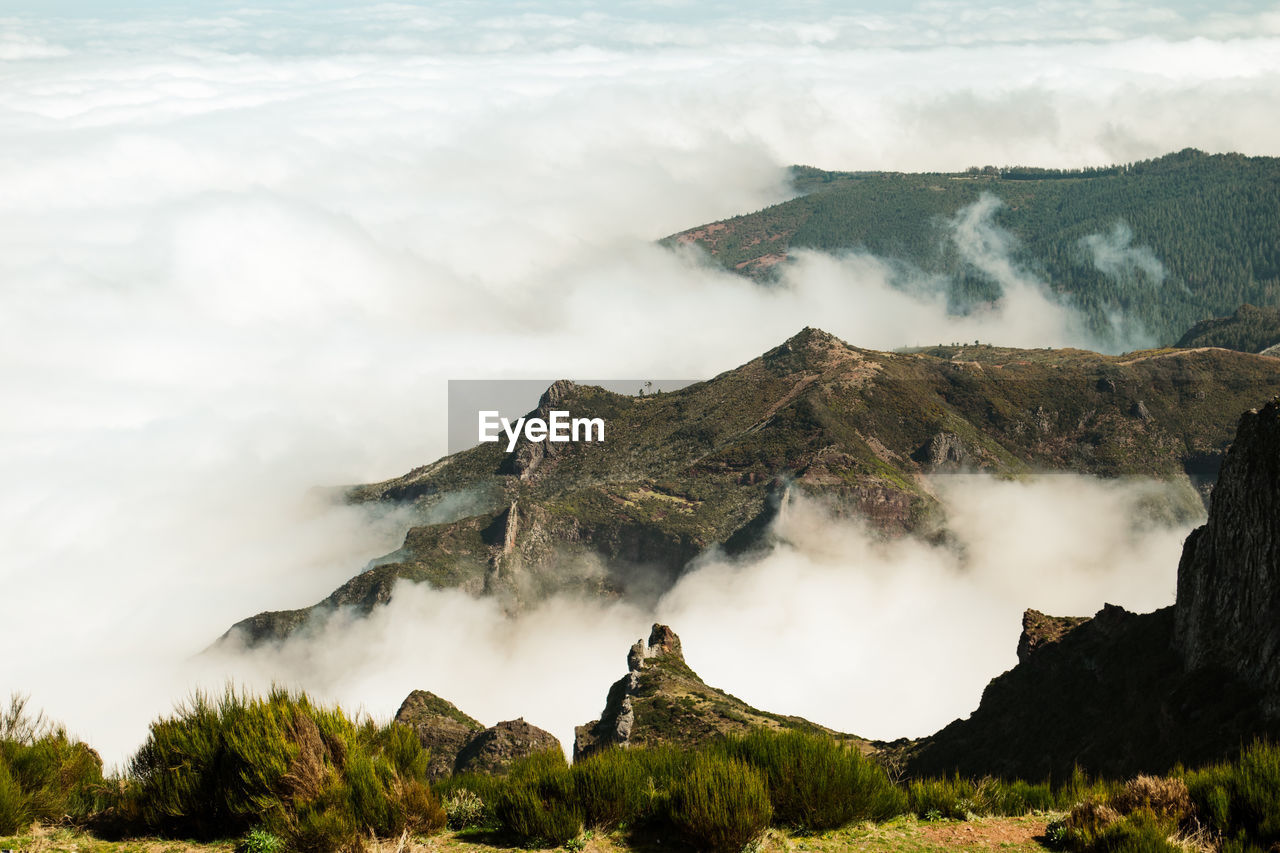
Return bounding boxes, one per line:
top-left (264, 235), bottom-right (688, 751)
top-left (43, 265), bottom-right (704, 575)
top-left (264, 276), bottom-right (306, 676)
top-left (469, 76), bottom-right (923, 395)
top-left (576, 623), bottom-right (860, 760)
top-left (760, 327), bottom-right (858, 376)
top-left (778, 326), bottom-right (844, 353)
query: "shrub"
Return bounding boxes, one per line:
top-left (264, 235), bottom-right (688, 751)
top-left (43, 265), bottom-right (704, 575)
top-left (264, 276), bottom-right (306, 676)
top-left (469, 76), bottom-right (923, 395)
top-left (1061, 798), bottom-right (1123, 846)
top-left (1083, 811), bottom-right (1183, 853)
top-left (116, 686), bottom-right (444, 847)
top-left (1057, 782), bottom-right (1195, 853)
top-left (570, 746), bottom-right (660, 830)
top-left (1185, 739), bottom-right (1280, 847)
top-left (714, 729), bottom-right (904, 829)
top-left (1112, 775), bottom-right (1192, 819)
top-left (493, 749), bottom-right (582, 846)
top-left (443, 789), bottom-right (486, 830)
top-left (0, 694), bottom-right (103, 834)
top-left (666, 753), bottom-right (771, 853)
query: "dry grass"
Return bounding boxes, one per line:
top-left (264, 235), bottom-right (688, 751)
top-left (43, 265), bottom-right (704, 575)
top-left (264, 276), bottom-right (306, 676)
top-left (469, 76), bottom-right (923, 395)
top-left (1111, 775), bottom-right (1192, 818)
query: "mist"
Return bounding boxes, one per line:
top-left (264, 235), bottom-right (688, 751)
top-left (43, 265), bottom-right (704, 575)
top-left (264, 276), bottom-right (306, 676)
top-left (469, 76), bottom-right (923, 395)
top-left (2, 2), bottom-right (1276, 766)
top-left (211, 475), bottom-right (1200, 759)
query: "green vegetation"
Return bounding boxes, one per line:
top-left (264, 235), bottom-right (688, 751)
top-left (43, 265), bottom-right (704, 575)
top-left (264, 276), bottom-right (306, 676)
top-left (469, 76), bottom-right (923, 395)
top-left (667, 753), bottom-right (772, 852)
top-left (1176, 304), bottom-right (1280, 353)
top-left (1185, 739), bottom-right (1280, 849)
top-left (1047, 742), bottom-right (1280, 852)
top-left (110, 686), bottom-right (445, 851)
top-left (0, 694), bottom-right (103, 835)
top-left (9, 691), bottom-right (1280, 852)
top-left (672, 150), bottom-right (1280, 345)
top-left (713, 728), bottom-right (904, 828)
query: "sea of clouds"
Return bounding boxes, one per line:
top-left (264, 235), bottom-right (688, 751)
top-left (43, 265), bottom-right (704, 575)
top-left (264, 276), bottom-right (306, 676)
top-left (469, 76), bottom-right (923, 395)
top-left (2, 0), bottom-right (1279, 765)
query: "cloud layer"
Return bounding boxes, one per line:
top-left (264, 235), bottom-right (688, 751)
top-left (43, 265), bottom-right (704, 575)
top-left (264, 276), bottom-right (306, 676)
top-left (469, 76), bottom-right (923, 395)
top-left (1, 2), bottom-right (1275, 765)
top-left (213, 478), bottom-right (1200, 760)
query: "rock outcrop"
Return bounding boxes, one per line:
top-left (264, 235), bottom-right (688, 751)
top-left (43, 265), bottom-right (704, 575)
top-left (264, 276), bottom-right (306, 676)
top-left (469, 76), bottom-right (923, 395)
top-left (1016, 609), bottom-right (1089, 663)
top-left (394, 691), bottom-right (484, 779)
top-left (454, 718), bottom-right (562, 775)
top-left (1175, 398), bottom-right (1280, 709)
top-left (574, 624), bottom-right (866, 760)
top-left (906, 398), bottom-right (1280, 779)
top-left (394, 692), bottom-right (560, 777)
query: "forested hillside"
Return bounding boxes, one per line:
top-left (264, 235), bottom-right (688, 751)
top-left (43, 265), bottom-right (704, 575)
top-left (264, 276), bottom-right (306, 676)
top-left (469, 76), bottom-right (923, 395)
top-left (1176, 303), bottom-right (1280, 353)
top-left (669, 150), bottom-right (1280, 346)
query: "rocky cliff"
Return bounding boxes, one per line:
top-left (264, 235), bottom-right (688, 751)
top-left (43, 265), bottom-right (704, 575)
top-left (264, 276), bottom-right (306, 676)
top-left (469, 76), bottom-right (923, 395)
top-left (1175, 398), bottom-right (1280, 710)
top-left (906, 398), bottom-right (1280, 779)
top-left (574, 623), bottom-right (866, 760)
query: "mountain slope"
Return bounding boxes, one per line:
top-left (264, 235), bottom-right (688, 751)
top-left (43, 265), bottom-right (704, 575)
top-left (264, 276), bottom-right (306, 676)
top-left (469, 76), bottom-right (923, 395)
top-left (221, 329), bottom-right (1280, 647)
top-left (668, 150), bottom-right (1280, 344)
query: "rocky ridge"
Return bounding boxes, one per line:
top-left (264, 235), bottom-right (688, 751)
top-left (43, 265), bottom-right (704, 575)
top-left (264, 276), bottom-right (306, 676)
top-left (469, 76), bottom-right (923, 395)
top-left (221, 329), bottom-right (1279, 648)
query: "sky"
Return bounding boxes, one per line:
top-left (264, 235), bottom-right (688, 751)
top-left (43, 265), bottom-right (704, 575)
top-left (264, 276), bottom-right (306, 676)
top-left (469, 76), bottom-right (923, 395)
top-left (1, 0), bottom-right (1278, 765)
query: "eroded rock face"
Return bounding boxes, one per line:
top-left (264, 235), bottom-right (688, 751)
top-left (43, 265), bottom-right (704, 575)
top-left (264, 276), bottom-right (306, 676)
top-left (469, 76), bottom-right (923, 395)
top-left (394, 690), bottom-right (484, 780)
top-left (454, 718), bottom-right (562, 775)
top-left (916, 432), bottom-right (969, 468)
top-left (1175, 398), bottom-right (1280, 707)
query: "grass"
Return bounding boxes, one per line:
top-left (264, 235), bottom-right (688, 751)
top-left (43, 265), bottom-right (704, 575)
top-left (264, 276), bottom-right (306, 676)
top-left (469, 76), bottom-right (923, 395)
top-left (1, 816), bottom-right (1060, 852)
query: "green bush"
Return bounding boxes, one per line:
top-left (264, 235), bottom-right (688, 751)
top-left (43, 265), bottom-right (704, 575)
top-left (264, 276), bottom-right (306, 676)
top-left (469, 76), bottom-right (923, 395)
top-left (1185, 739), bottom-right (1280, 847)
top-left (116, 686), bottom-right (444, 847)
top-left (570, 746), bottom-right (663, 830)
top-left (666, 753), bottom-right (771, 853)
top-left (907, 774), bottom-right (1058, 819)
top-left (493, 749), bottom-right (582, 846)
top-left (1056, 773), bottom-right (1198, 852)
top-left (0, 694), bottom-right (103, 834)
top-left (442, 788), bottom-right (486, 829)
top-left (1080, 811), bottom-right (1183, 853)
top-left (714, 728), bottom-right (904, 829)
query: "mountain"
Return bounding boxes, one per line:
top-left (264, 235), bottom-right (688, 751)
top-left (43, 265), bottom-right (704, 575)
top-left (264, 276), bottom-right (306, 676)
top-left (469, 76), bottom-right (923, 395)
top-left (221, 329), bottom-right (1280, 647)
top-left (904, 398), bottom-right (1280, 780)
top-left (1176, 304), bottom-right (1280, 353)
top-left (667, 150), bottom-right (1280, 345)
top-left (574, 624), bottom-right (864, 759)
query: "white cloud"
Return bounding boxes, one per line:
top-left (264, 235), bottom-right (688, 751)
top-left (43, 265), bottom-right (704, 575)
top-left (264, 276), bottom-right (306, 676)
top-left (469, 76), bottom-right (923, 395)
top-left (0, 3), bottom-right (1272, 765)
top-left (209, 477), bottom-right (1199, 761)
